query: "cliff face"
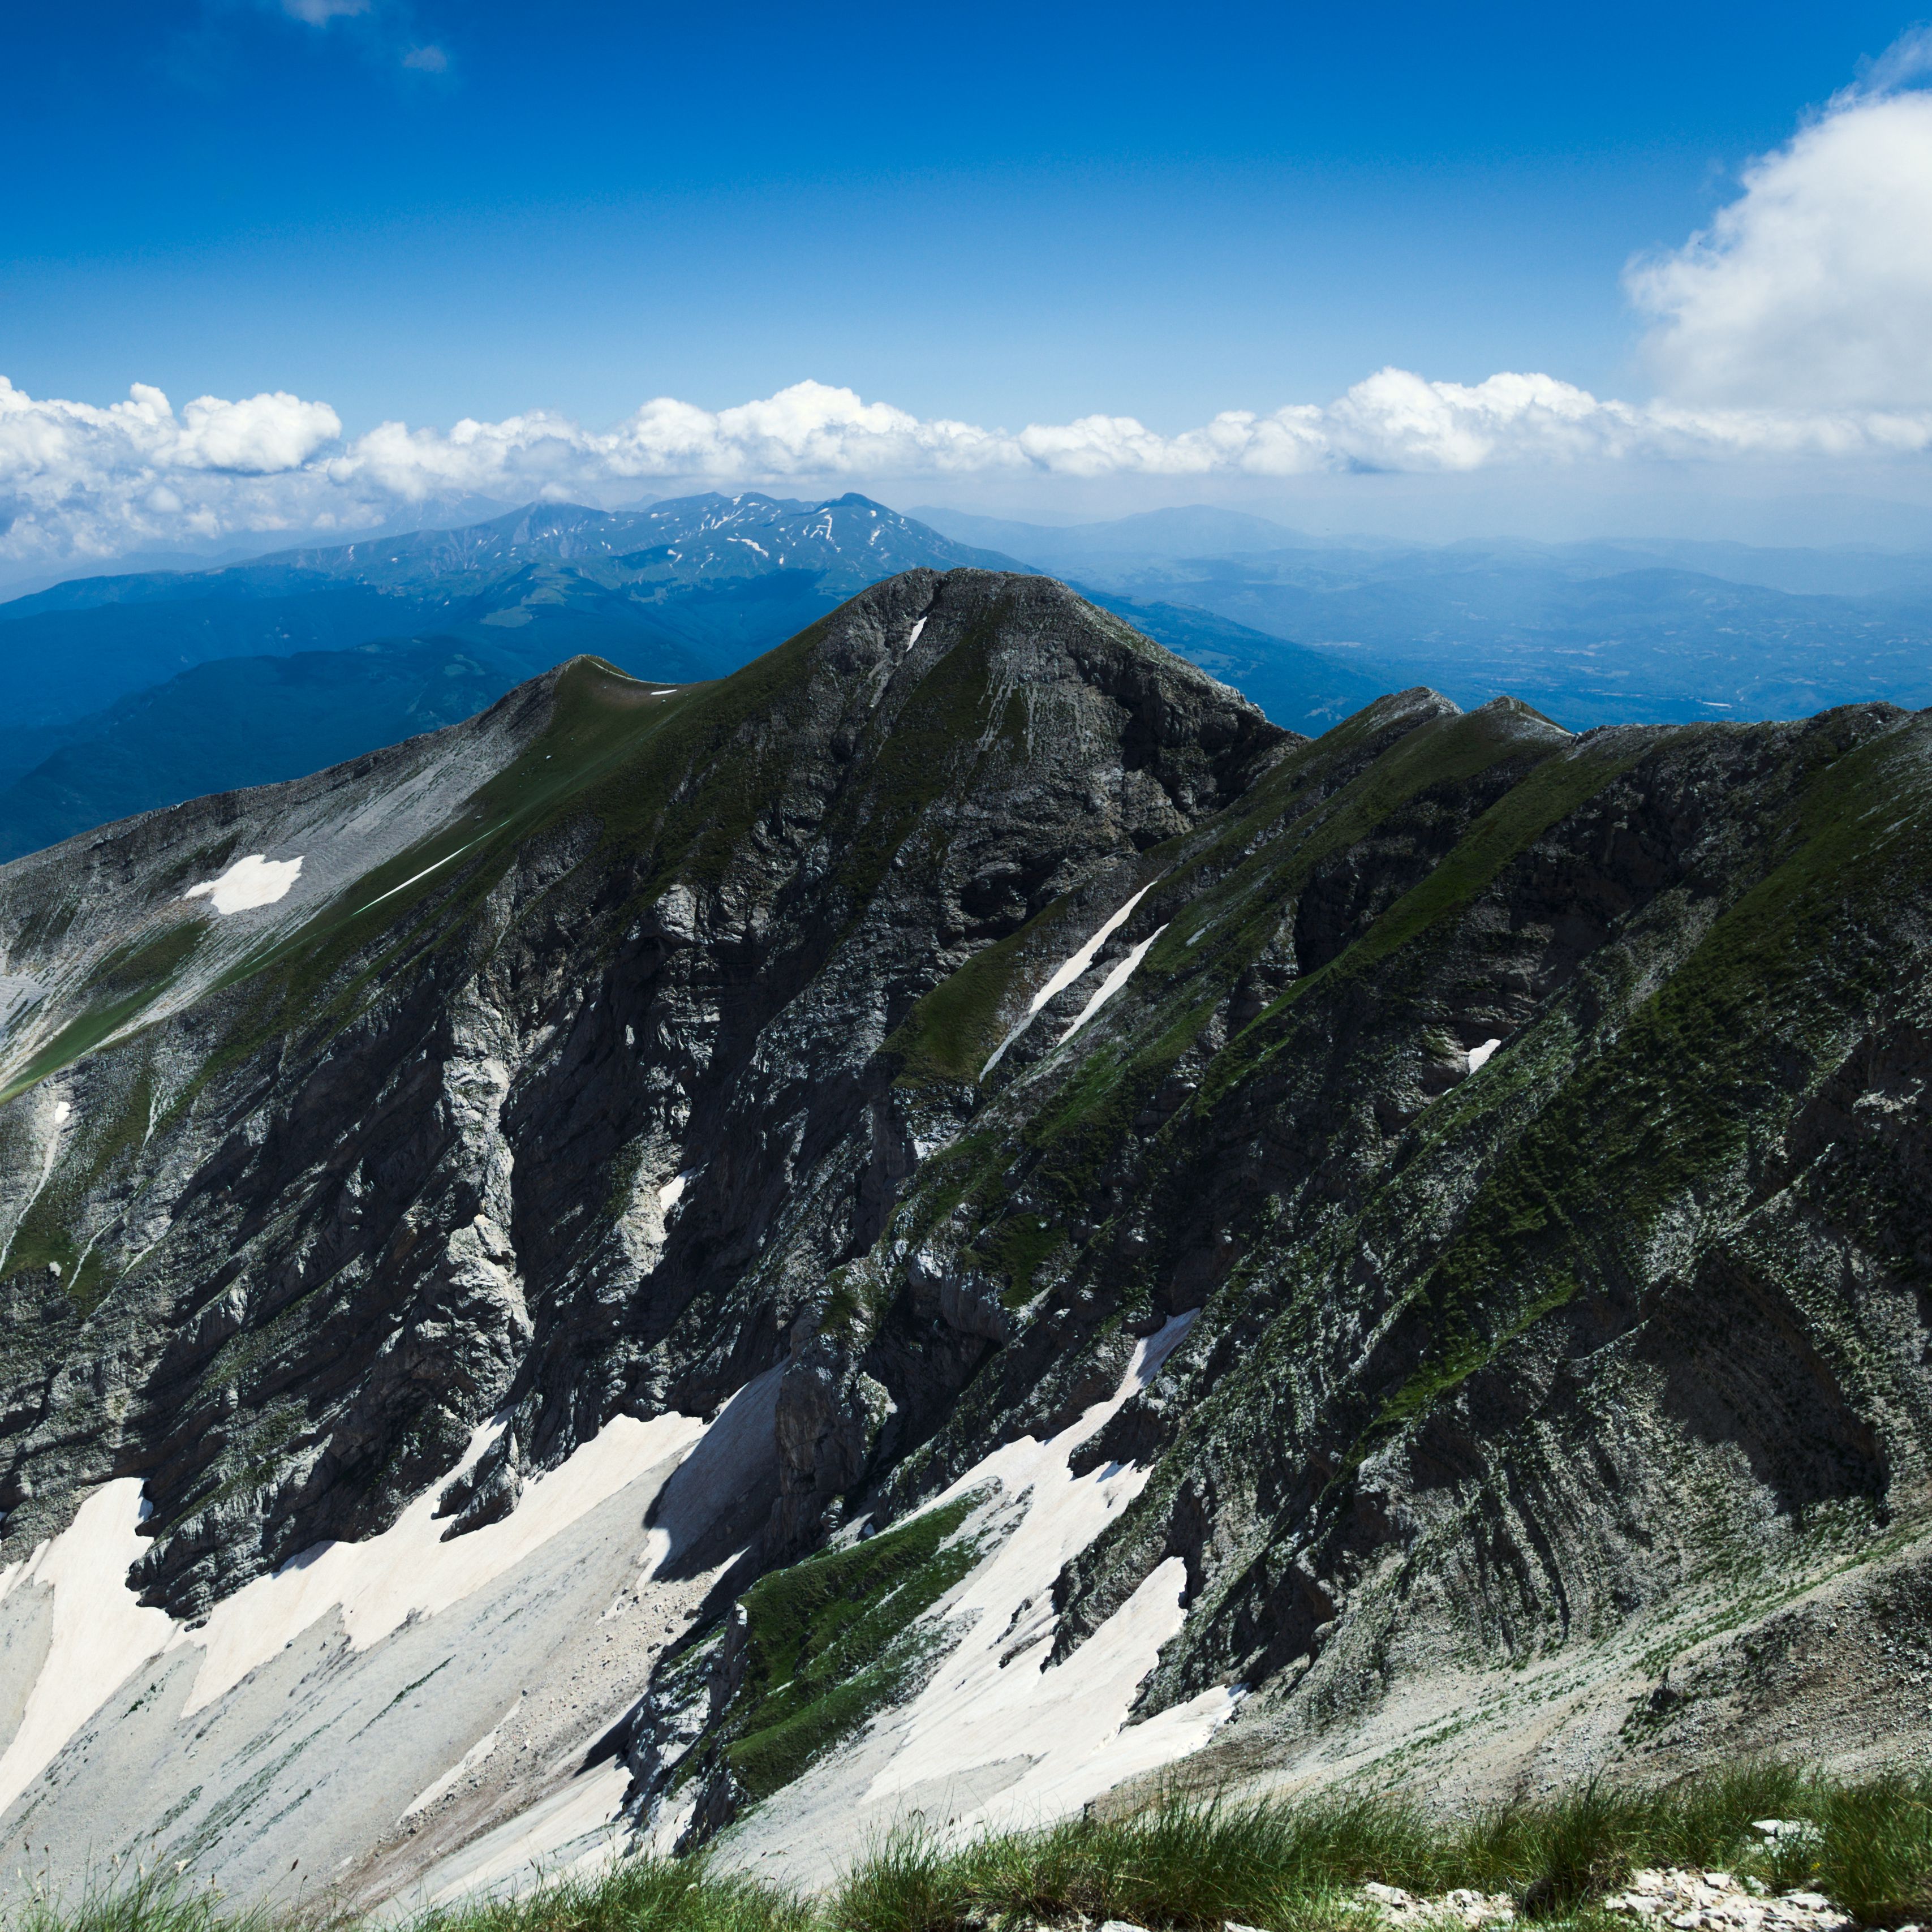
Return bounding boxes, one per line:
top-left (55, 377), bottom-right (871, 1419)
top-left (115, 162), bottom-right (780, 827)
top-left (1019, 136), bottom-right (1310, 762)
top-left (0, 567), bottom-right (1277, 1620)
top-left (0, 569), bottom-right (1926, 1904)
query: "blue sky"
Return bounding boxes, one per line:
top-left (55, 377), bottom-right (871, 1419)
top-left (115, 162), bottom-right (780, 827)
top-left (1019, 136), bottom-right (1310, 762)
top-left (9, 0), bottom-right (1918, 425)
top-left (5, 1), bottom-right (1932, 565)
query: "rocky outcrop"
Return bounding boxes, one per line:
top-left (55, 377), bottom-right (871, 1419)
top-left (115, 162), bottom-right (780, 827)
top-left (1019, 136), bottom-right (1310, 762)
top-left (0, 568), bottom-right (1278, 1615)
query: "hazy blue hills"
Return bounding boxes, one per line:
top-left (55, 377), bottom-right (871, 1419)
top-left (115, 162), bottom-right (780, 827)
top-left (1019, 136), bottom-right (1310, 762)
top-left (0, 636), bottom-right (534, 863)
top-left (0, 493), bottom-right (1014, 731)
top-left (916, 505), bottom-right (1932, 726)
top-left (0, 494), bottom-right (1360, 859)
top-left (7, 489), bottom-right (1931, 863)
top-left (1077, 590), bottom-right (1383, 728)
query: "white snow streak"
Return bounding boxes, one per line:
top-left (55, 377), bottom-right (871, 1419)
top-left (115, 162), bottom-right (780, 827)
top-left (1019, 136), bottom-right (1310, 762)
top-left (903, 616), bottom-right (927, 652)
top-left (860, 1313), bottom-right (1236, 1830)
top-left (1058, 926), bottom-right (1167, 1044)
top-left (351, 827), bottom-right (498, 916)
top-left (980, 884), bottom-right (1155, 1079)
top-left (657, 1173), bottom-right (688, 1211)
top-left (0, 1482), bottom-right (176, 1815)
top-left (1467, 1037), bottom-right (1503, 1072)
top-left (184, 1409), bottom-right (704, 1713)
top-left (182, 853), bottom-right (303, 914)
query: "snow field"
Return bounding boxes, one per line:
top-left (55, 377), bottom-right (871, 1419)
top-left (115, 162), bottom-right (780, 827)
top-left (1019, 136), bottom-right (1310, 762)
top-left (855, 1313), bottom-right (1237, 1834)
top-left (0, 1483), bottom-right (175, 1815)
top-left (182, 853), bottom-right (304, 914)
top-left (0, 1408), bottom-right (709, 1818)
top-left (183, 1408), bottom-right (707, 1712)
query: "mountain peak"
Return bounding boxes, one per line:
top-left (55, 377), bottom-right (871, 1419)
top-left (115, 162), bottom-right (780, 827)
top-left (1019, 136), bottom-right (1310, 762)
top-left (0, 587), bottom-right (1927, 1896)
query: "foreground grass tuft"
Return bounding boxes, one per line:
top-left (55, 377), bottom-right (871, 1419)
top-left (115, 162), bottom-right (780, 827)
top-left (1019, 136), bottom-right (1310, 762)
top-left (823, 1766), bottom-right (1932, 1932)
top-left (415, 1857), bottom-right (811, 1932)
top-left (8, 1766), bottom-right (1927, 1932)
top-left (7, 1866), bottom-right (278, 1932)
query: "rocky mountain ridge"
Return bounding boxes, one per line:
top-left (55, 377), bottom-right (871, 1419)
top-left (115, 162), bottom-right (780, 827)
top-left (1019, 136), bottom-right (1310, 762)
top-left (0, 568), bottom-right (1925, 1908)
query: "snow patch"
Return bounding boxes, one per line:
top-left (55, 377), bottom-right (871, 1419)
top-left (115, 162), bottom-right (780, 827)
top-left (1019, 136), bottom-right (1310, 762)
top-left (183, 1408), bottom-right (706, 1714)
top-left (1059, 927), bottom-right (1167, 1044)
top-left (904, 616), bottom-right (927, 652)
top-left (855, 1313), bottom-right (1235, 1833)
top-left (0, 1481), bottom-right (177, 1815)
top-left (0, 1397), bottom-right (718, 1816)
top-left (981, 883), bottom-right (1155, 1078)
top-left (182, 853), bottom-right (303, 915)
top-left (657, 1173), bottom-right (689, 1211)
top-left (1467, 1036), bottom-right (1503, 1072)
top-left (52, 1102), bottom-right (70, 1126)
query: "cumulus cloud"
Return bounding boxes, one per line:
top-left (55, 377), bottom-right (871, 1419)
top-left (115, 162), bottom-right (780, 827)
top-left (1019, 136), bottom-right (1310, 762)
top-left (4, 369), bottom-right (1927, 573)
top-left (8, 34), bottom-right (1929, 574)
top-left (1629, 50), bottom-right (1932, 408)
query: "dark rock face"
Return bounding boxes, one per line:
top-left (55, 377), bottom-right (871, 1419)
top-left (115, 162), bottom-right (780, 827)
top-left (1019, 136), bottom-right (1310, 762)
top-left (0, 569), bottom-right (1279, 1617)
top-left (851, 692), bottom-right (1932, 1742)
top-left (1, 565), bottom-right (1929, 1834)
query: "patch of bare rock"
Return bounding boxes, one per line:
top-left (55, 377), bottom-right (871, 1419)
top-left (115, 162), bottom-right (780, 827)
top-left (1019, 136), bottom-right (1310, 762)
top-left (1599, 1870), bottom-right (1857, 1932)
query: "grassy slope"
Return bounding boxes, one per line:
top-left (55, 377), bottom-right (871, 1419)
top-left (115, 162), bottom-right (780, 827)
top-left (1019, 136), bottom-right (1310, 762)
top-left (15, 1769), bottom-right (1929, 1932)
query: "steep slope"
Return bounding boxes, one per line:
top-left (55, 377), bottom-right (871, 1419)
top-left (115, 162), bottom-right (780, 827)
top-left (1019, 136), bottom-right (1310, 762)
top-left (625, 685), bottom-right (1932, 1877)
top-left (0, 570), bottom-right (1279, 1905)
top-left (0, 572), bottom-right (1926, 1911)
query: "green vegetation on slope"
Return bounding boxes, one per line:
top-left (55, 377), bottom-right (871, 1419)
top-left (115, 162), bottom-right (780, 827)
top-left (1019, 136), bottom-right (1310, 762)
top-left (716, 1493), bottom-right (986, 1800)
top-left (1372, 710), bottom-right (1932, 1436)
top-left (14, 1768), bottom-right (1927, 1932)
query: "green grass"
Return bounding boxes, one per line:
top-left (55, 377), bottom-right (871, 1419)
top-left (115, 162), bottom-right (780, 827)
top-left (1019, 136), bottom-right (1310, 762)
top-left (1361, 709), bottom-right (1932, 1444)
top-left (825, 1766), bottom-right (1931, 1931)
top-left (8, 1766), bottom-right (1926, 1932)
top-left (719, 1495), bottom-right (987, 1801)
top-left (409, 1858), bottom-right (815, 1932)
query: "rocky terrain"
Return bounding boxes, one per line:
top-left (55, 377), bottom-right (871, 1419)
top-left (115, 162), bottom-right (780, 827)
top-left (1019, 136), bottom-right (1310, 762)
top-left (0, 567), bottom-right (1925, 1909)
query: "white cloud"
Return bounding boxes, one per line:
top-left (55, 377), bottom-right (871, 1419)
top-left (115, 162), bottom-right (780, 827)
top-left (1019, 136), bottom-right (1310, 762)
top-left (3, 369), bottom-right (1929, 573)
top-left (401, 42), bottom-right (447, 70)
top-left (1629, 59), bottom-right (1932, 408)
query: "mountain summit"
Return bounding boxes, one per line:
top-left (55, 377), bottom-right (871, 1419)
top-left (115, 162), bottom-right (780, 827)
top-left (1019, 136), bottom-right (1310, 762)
top-left (0, 571), bottom-right (1926, 1907)
top-left (0, 495), bottom-right (1022, 859)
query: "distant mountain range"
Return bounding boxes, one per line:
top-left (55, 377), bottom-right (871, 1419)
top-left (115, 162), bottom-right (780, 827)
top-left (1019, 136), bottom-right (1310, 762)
top-left (0, 494), bottom-right (1371, 859)
top-left (916, 505), bottom-right (1932, 726)
top-left (5, 493), bottom-right (1931, 864)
